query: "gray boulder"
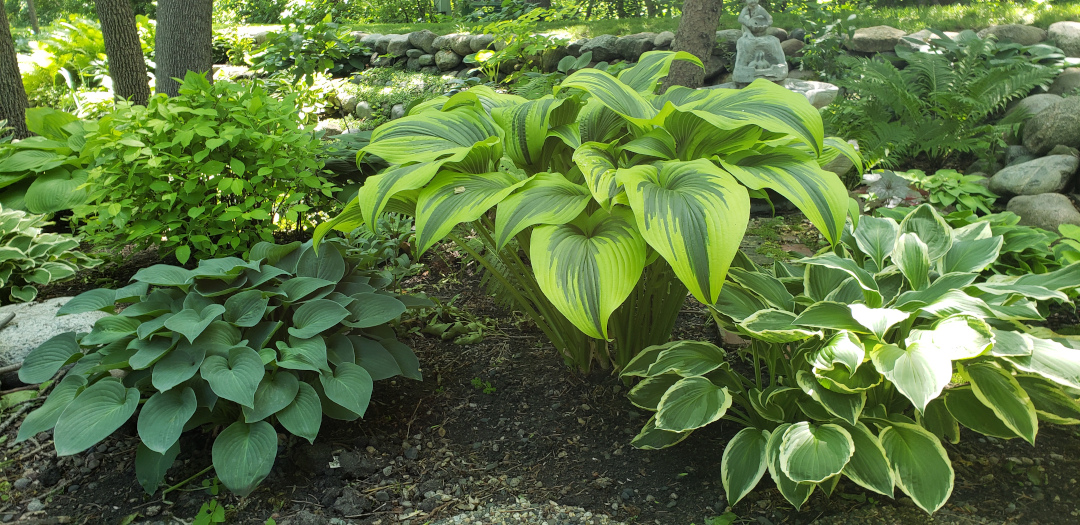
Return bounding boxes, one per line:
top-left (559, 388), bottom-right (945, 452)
top-left (1007, 193), bottom-right (1080, 231)
top-left (1005, 145), bottom-right (1035, 167)
top-left (470, 34), bottom-right (496, 52)
top-left (374, 35), bottom-right (392, 54)
top-left (616, 33), bottom-right (656, 61)
top-left (418, 54), bottom-right (435, 67)
top-left (354, 101), bottom-right (372, 119)
top-left (846, 25), bottom-right (906, 53)
top-left (567, 38), bottom-right (588, 56)
top-left (976, 24), bottom-right (1047, 45)
top-left (435, 49), bottom-right (462, 71)
top-left (542, 47), bottom-right (569, 73)
top-left (340, 94), bottom-right (359, 115)
top-left (1049, 68), bottom-right (1080, 96)
top-left (406, 58), bottom-right (421, 71)
top-left (371, 55), bottom-right (393, 67)
top-left (386, 34), bottom-right (412, 56)
top-left (1049, 145), bottom-right (1080, 158)
top-left (315, 119), bottom-right (345, 137)
top-left (0, 298), bottom-right (110, 370)
top-left (988, 155), bottom-right (1079, 196)
top-left (1049, 21), bottom-right (1080, 57)
top-left (406, 48), bottom-right (423, 59)
top-left (654, 31), bottom-right (675, 48)
top-left (581, 34), bottom-right (619, 62)
top-left (409, 29), bottom-right (438, 54)
top-left (790, 28), bottom-right (806, 42)
top-left (781, 39), bottom-right (805, 58)
top-left (1023, 96), bottom-right (1080, 155)
top-left (716, 29), bottom-right (742, 55)
top-left (391, 104), bottom-right (406, 120)
top-left (766, 27), bottom-right (788, 42)
top-left (1006, 93), bottom-right (1064, 119)
top-left (451, 35), bottom-right (474, 56)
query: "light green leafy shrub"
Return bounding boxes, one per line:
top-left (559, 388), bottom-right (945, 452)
top-left (76, 72), bottom-right (337, 264)
top-left (1056, 224), bottom-right (1080, 265)
top-left (622, 204), bottom-right (1080, 514)
top-left (0, 107), bottom-right (90, 214)
top-left (248, 16), bottom-right (370, 86)
top-left (318, 51), bottom-right (861, 371)
top-left (0, 204), bottom-right (100, 303)
top-left (908, 168), bottom-right (997, 215)
top-left (16, 240), bottom-right (425, 496)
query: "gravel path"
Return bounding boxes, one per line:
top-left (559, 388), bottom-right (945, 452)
top-left (429, 499), bottom-right (626, 525)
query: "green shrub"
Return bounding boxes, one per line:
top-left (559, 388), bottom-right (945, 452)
top-left (908, 168), bottom-right (998, 215)
top-left (318, 51), bottom-right (861, 371)
top-left (248, 16), bottom-right (370, 86)
top-left (0, 107), bottom-right (90, 214)
top-left (622, 204), bottom-right (1080, 514)
top-left (0, 204), bottom-right (100, 303)
top-left (16, 240), bottom-right (425, 496)
top-left (76, 72), bottom-right (337, 265)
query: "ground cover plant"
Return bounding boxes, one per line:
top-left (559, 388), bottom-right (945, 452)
top-left (0, 107), bottom-right (90, 214)
top-left (75, 72), bottom-right (337, 265)
top-left (0, 204), bottom-right (100, 303)
top-left (15, 240), bottom-right (425, 496)
top-left (317, 50), bottom-right (860, 372)
top-left (621, 204), bottom-right (1080, 514)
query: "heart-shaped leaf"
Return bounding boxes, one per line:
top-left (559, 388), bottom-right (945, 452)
top-left (223, 290), bottom-right (270, 328)
top-left (54, 378), bottom-right (140, 455)
top-left (138, 387), bottom-right (197, 453)
top-left (319, 362), bottom-right (374, 417)
top-left (243, 372), bottom-right (300, 423)
top-left (343, 293), bottom-right (407, 328)
top-left (277, 381), bottom-right (322, 443)
top-left (152, 341), bottom-right (207, 392)
top-left (288, 299), bottom-right (350, 339)
top-left (655, 376), bottom-right (731, 432)
top-left (136, 441), bottom-right (180, 495)
top-left (779, 422), bottom-right (854, 483)
top-left (165, 304), bottom-right (226, 343)
top-left (879, 421), bottom-right (954, 514)
top-left (19, 332), bottom-right (82, 384)
top-left (722, 427), bottom-right (769, 506)
top-left (16, 374), bottom-right (87, 442)
top-left (200, 346), bottom-right (264, 408)
top-left (212, 421), bottom-right (277, 497)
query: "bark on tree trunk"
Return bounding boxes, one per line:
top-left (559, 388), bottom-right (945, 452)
top-left (154, 0), bottom-right (213, 97)
top-left (95, 0), bottom-right (150, 106)
top-left (0, 6), bottom-right (30, 139)
top-left (661, 0), bottom-right (723, 91)
top-left (27, 0), bottom-right (40, 34)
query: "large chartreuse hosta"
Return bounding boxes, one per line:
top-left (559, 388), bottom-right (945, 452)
top-left (319, 51), bottom-right (860, 370)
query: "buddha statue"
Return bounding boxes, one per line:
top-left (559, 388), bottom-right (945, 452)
top-left (732, 0), bottom-right (788, 85)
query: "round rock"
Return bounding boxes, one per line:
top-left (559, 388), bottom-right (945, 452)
top-left (409, 29), bottom-right (438, 54)
top-left (653, 31), bottom-right (675, 48)
top-left (435, 49), bottom-right (462, 71)
top-left (989, 155), bottom-right (1079, 196)
top-left (1007, 193), bottom-right (1080, 231)
top-left (976, 24), bottom-right (1047, 45)
top-left (470, 34), bottom-right (496, 53)
top-left (1049, 21), bottom-right (1080, 57)
top-left (1048, 68), bottom-right (1080, 96)
top-left (581, 34), bottom-right (620, 62)
top-left (846, 25), bottom-right (906, 53)
top-left (1023, 96), bottom-right (1080, 155)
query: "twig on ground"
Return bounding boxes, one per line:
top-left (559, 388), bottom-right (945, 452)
top-left (0, 362), bottom-right (20, 374)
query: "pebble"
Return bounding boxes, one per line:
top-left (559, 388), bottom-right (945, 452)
top-left (13, 478), bottom-right (30, 490)
top-left (405, 447), bottom-right (419, 460)
top-left (145, 506), bottom-right (161, 517)
top-left (383, 466), bottom-right (393, 476)
top-left (26, 500), bottom-right (43, 513)
top-left (67, 484), bottom-right (80, 493)
top-left (376, 491), bottom-right (390, 502)
top-left (1006, 503), bottom-right (1018, 513)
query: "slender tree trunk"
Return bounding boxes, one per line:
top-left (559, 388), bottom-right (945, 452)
top-left (661, 0), bottom-right (722, 91)
top-left (27, 0), bottom-right (40, 34)
top-left (0, 6), bottom-right (30, 139)
top-left (95, 0), bottom-right (150, 106)
top-left (154, 0), bottom-right (213, 97)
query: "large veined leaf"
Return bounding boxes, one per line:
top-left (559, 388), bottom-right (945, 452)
top-left (243, 371), bottom-right (300, 423)
top-left (165, 304), bottom-right (226, 344)
top-left (354, 162), bottom-right (441, 229)
top-left (617, 159), bottom-right (750, 304)
top-left (799, 253), bottom-right (882, 306)
top-left (530, 208), bottom-right (646, 339)
top-left (878, 421), bottom-right (954, 514)
top-left (893, 233), bottom-right (931, 290)
top-left (655, 376), bottom-right (731, 432)
top-left (414, 170), bottom-right (529, 253)
top-left (288, 299), bottom-right (350, 339)
top-left (152, 341), bottom-right (207, 392)
top-left (343, 293), bottom-right (407, 328)
top-left (320, 362), bottom-right (374, 417)
top-left (573, 142), bottom-right (622, 209)
top-left (494, 172), bottom-right (591, 249)
top-left (810, 331), bottom-right (865, 375)
top-left (277, 381), bottom-right (322, 443)
top-left (910, 315), bottom-right (993, 361)
top-left (138, 387), bottom-right (197, 453)
top-left (16, 374), bottom-right (87, 442)
top-left (966, 361), bottom-right (1038, 444)
top-left (24, 167), bottom-right (88, 214)
top-left (200, 346), bottom-right (264, 407)
top-left (617, 50), bottom-right (703, 93)
top-left (721, 428), bottom-right (769, 506)
top-left (941, 236), bottom-right (1003, 274)
top-left (793, 302), bottom-right (866, 332)
top-left (739, 309), bottom-right (821, 343)
top-left (628, 373), bottom-right (682, 410)
top-left (918, 397), bottom-right (960, 444)
top-left (630, 415), bottom-right (692, 450)
top-left (898, 204), bottom-right (953, 261)
top-left (678, 79), bottom-right (824, 154)
top-left (726, 268), bottom-right (793, 311)
top-left (849, 304), bottom-right (910, 340)
top-left (136, 441), bottom-right (180, 495)
top-left (54, 378), bottom-right (140, 455)
top-left (853, 216), bottom-right (899, 270)
top-left (1002, 334), bottom-right (1080, 390)
top-left (212, 421), bottom-right (277, 497)
top-left (492, 97), bottom-right (578, 168)
top-left (558, 68), bottom-right (661, 125)
top-left (944, 387), bottom-right (1020, 439)
top-left (364, 106), bottom-right (500, 164)
top-left (796, 371), bottom-right (864, 425)
top-left (721, 149), bottom-right (847, 243)
top-left (131, 265), bottom-right (195, 287)
top-left (870, 341), bottom-right (953, 413)
top-left (779, 422), bottom-right (855, 483)
top-left (1016, 374), bottom-right (1080, 425)
top-left (276, 336), bottom-right (330, 372)
top-left (765, 423), bottom-right (814, 509)
top-left (836, 422), bottom-right (895, 497)
top-left (223, 290), bottom-right (270, 328)
top-left (19, 332), bottom-right (82, 384)
top-left (645, 340), bottom-right (728, 377)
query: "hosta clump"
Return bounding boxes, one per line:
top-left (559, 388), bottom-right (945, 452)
top-left (621, 204), bottom-right (1080, 514)
top-left (319, 51), bottom-right (860, 371)
top-left (0, 204), bottom-right (100, 303)
top-left (16, 241), bottom-right (425, 496)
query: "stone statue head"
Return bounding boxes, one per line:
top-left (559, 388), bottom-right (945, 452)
top-left (745, 0), bottom-right (759, 8)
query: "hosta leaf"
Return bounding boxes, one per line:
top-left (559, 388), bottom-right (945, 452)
top-left (16, 374), bottom-right (87, 442)
top-left (800, 254), bottom-right (882, 306)
top-left (380, 339), bottom-right (422, 380)
top-left (878, 421), bottom-right (954, 514)
top-left (765, 423), bottom-right (814, 509)
top-left (152, 341), bottom-right (207, 392)
top-left (944, 387), bottom-right (1019, 439)
top-left (200, 346), bottom-right (264, 408)
top-left (351, 336), bottom-right (404, 380)
top-left (836, 421), bottom-right (894, 497)
top-left (364, 106), bottom-right (500, 165)
top-left (628, 373), bottom-right (682, 410)
top-left (573, 142), bottom-right (621, 209)
top-left (894, 232), bottom-right (930, 291)
top-left (848, 304), bottom-right (910, 340)
top-left (19, 332), bottom-right (82, 384)
top-left (1002, 334), bottom-right (1080, 390)
top-left (320, 362), bottom-right (374, 417)
top-left (494, 172), bottom-right (591, 249)
top-left (288, 299), bottom-right (350, 339)
top-left (212, 421), bottom-right (277, 497)
top-left (898, 204), bottom-right (953, 261)
top-left (277, 381), bottom-right (322, 443)
top-left (415, 170), bottom-right (528, 253)
top-left (223, 290), bottom-right (269, 328)
top-left (738, 309), bottom-right (821, 343)
top-left (354, 162), bottom-right (441, 228)
top-left (54, 378), bottom-right (139, 455)
top-left (630, 415), bottom-right (692, 450)
top-left (617, 159), bottom-right (750, 304)
top-left (910, 315), bottom-right (993, 361)
top-left (56, 289), bottom-right (116, 316)
top-left (617, 50), bottom-right (702, 92)
top-left (793, 302), bottom-right (865, 332)
top-left (138, 387), bottom-right (197, 453)
top-left (721, 427), bottom-right (769, 506)
top-left (810, 331), bottom-right (865, 375)
top-left (655, 376), bottom-right (731, 432)
top-left (796, 371), bottom-right (864, 425)
top-left (942, 236), bottom-right (1003, 274)
top-left (779, 422), bottom-right (854, 483)
top-left (645, 340), bottom-right (727, 377)
top-left (296, 244), bottom-right (346, 282)
top-left (492, 97), bottom-right (576, 167)
top-left (966, 361), bottom-right (1037, 444)
top-left (81, 316), bottom-right (141, 346)
top-left (870, 341), bottom-right (952, 413)
top-left (165, 304), bottom-right (226, 344)
top-left (918, 397), bottom-right (959, 444)
top-left (136, 441), bottom-right (180, 495)
top-left (853, 216), bottom-right (899, 270)
top-left (530, 208), bottom-right (646, 339)
top-left (131, 265), bottom-right (195, 287)
top-left (1016, 374), bottom-right (1080, 425)
top-left (342, 293), bottom-right (407, 328)
top-left (243, 371), bottom-right (300, 423)
top-left (559, 68), bottom-right (659, 125)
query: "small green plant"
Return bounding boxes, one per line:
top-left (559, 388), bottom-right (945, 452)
top-left (407, 295), bottom-right (493, 345)
top-left (77, 72), bottom-right (336, 264)
top-left (0, 204), bottom-right (100, 304)
top-left (908, 168), bottom-right (997, 215)
top-left (1056, 225), bottom-right (1080, 265)
top-left (192, 499), bottom-right (226, 525)
top-left (622, 204), bottom-right (1080, 515)
top-left (0, 107), bottom-right (91, 214)
top-left (796, 13), bottom-right (857, 82)
top-left (16, 241), bottom-right (426, 496)
top-left (470, 377), bottom-right (496, 394)
top-left (248, 15), bottom-right (370, 85)
top-left (465, 7), bottom-right (568, 83)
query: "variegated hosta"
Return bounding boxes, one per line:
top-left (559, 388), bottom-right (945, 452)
top-left (621, 204), bottom-right (1080, 515)
top-left (317, 51), bottom-right (860, 371)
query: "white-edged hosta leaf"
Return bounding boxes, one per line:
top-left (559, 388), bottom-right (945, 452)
top-left (893, 232), bottom-right (930, 291)
top-left (138, 387), bottom-right (197, 453)
top-left (836, 421), bottom-right (894, 497)
top-left (944, 387), bottom-right (1020, 439)
top-left (645, 340), bottom-right (727, 377)
top-left (966, 361), bottom-right (1038, 444)
top-left (810, 331), bottom-right (865, 374)
top-left (212, 420), bottom-right (277, 497)
top-left (910, 315), bottom-right (993, 361)
top-left (779, 422), bottom-right (854, 483)
top-left (630, 415), bottom-right (692, 450)
top-left (918, 397), bottom-right (960, 444)
top-left (870, 341), bottom-right (952, 413)
top-left (793, 302), bottom-right (865, 332)
top-left (54, 377), bottom-right (139, 455)
top-left (726, 267), bottom-right (793, 311)
top-left (796, 371), bottom-right (864, 425)
top-left (19, 331), bottom-right (82, 384)
top-left (619, 343), bottom-right (669, 378)
top-left (628, 373), bottom-right (682, 411)
top-left (655, 376), bottom-right (730, 432)
top-left (878, 421), bottom-right (954, 514)
top-left (765, 423), bottom-right (814, 509)
top-left (722, 427), bottom-right (769, 506)
top-left (415, 170), bottom-right (529, 253)
top-left (277, 381), bottom-right (322, 443)
top-left (739, 309), bottom-right (821, 343)
top-left (799, 254), bottom-right (882, 306)
top-left (849, 304), bottom-right (910, 340)
top-left (1015, 374), bottom-right (1080, 425)
top-left (898, 204), bottom-right (953, 261)
top-left (494, 172), bottom-right (591, 249)
top-left (530, 207), bottom-right (646, 339)
top-left (1002, 333), bottom-right (1080, 390)
top-left (852, 216), bottom-right (899, 270)
top-left (617, 159), bottom-right (750, 304)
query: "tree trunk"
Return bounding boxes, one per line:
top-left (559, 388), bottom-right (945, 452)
top-left (0, 6), bottom-right (30, 139)
top-left (661, 0), bottom-right (722, 91)
top-left (27, 0), bottom-right (40, 34)
top-left (95, 0), bottom-right (150, 106)
top-left (154, 0), bottom-right (213, 97)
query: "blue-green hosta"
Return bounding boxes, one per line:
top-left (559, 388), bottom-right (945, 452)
top-left (317, 51), bottom-right (860, 371)
top-left (16, 240), bottom-right (426, 496)
top-left (0, 204), bottom-right (100, 303)
top-left (621, 204), bottom-right (1080, 514)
